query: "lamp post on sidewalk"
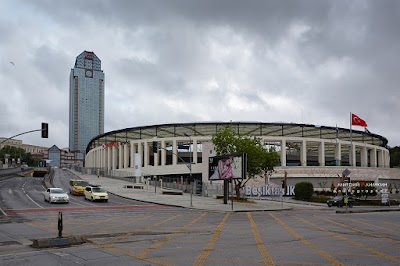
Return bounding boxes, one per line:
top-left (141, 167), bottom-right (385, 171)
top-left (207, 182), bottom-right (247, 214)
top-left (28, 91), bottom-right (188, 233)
top-left (184, 133), bottom-right (193, 207)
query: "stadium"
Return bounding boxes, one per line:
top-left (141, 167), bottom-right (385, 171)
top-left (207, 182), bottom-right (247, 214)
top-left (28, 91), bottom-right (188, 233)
top-left (84, 122), bottom-right (400, 193)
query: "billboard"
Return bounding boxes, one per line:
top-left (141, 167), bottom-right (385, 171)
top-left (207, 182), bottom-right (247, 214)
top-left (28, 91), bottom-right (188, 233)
top-left (208, 153), bottom-right (247, 180)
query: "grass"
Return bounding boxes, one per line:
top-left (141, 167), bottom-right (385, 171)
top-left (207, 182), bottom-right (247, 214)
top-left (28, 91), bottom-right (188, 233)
top-left (227, 197), bottom-right (256, 203)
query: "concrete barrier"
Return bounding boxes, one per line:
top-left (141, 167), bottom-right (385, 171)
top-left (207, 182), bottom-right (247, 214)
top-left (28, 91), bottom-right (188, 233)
top-left (162, 189), bottom-right (183, 195)
top-left (31, 236), bottom-right (86, 248)
top-left (124, 184), bottom-right (144, 189)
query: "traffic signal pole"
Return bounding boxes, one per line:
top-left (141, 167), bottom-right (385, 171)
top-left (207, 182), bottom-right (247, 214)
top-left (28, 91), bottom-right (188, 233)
top-left (0, 123), bottom-right (49, 145)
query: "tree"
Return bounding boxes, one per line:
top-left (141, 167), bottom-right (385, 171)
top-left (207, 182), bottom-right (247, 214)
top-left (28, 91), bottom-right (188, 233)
top-left (0, 145), bottom-right (32, 166)
top-left (294, 182), bottom-right (314, 200)
top-left (212, 127), bottom-right (280, 199)
top-left (389, 146), bottom-right (400, 168)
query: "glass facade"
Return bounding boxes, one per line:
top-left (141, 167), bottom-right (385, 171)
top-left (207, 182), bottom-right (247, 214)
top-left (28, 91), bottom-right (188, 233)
top-left (69, 51), bottom-right (105, 160)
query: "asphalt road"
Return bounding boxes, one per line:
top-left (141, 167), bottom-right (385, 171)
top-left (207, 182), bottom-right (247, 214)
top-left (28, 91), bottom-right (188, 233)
top-left (0, 172), bottom-right (399, 265)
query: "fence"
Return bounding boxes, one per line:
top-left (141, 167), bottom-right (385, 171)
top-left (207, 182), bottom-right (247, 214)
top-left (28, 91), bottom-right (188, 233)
top-left (72, 166), bottom-right (237, 198)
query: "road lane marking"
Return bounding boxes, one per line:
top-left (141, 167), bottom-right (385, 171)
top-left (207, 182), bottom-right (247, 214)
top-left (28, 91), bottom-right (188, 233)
top-left (101, 246), bottom-right (174, 266)
top-left (291, 214), bottom-right (400, 263)
top-left (319, 216), bottom-right (400, 244)
top-left (88, 214), bottom-right (183, 266)
top-left (88, 214), bottom-right (155, 236)
top-left (247, 212), bottom-right (275, 265)
top-left (270, 213), bottom-right (344, 266)
top-left (100, 213), bottom-right (182, 246)
top-left (348, 218), bottom-right (398, 233)
top-left (4, 204), bottom-right (166, 214)
top-left (193, 212), bottom-right (230, 266)
top-left (137, 213), bottom-right (207, 259)
top-left (25, 193), bottom-right (44, 209)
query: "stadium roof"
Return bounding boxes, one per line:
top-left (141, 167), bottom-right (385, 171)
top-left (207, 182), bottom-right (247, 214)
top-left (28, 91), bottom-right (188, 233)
top-left (86, 122), bottom-right (388, 154)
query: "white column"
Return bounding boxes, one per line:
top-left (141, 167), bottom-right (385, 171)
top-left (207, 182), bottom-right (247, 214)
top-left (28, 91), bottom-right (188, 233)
top-left (99, 148), bottom-right (103, 168)
top-left (130, 142), bottom-right (136, 168)
top-left (118, 144), bottom-right (123, 169)
top-left (94, 152), bottom-right (97, 167)
top-left (300, 140), bottom-right (307, 166)
top-left (96, 150), bottom-right (100, 167)
top-left (101, 148), bottom-right (104, 169)
top-left (351, 144), bottom-right (356, 167)
top-left (104, 148), bottom-right (107, 170)
top-left (172, 139), bottom-right (177, 165)
top-left (335, 142), bottom-right (341, 166)
top-left (370, 148), bottom-right (377, 167)
top-left (107, 147), bottom-right (112, 170)
top-left (144, 141), bottom-right (149, 166)
top-left (361, 146), bottom-right (368, 167)
top-left (192, 139), bottom-right (198, 164)
top-left (378, 150), bottom-right (384, 168)
top-left (106, 147), bottom-right (112, 170)
top-left (318, 141), bottom-right (325, 167)
top-left (280, 139), bottom-right (286, 167)
top-left (161, 140), bottom-right (166, 166)
top-left (386, 151), bottom-right (390, 168)
top-left (379, 150), bottom-right (386, 167)
top-left (154, 141), bottom-right (158, 166)
top-left (112, 146), bottom-right (117, 170)
top-left (123, 143), bottom-right (129, 169)
top-left (137, 142), bottom-right (143, 167)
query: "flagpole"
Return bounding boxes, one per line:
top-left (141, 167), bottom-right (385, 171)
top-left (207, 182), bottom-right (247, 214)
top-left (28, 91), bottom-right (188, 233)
top-left (350, 112), bottom-right (353, 167)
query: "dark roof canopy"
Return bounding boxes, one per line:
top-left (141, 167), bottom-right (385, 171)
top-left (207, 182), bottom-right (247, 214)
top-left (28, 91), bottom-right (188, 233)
top-left (86, 122), bottom-right (388, 154)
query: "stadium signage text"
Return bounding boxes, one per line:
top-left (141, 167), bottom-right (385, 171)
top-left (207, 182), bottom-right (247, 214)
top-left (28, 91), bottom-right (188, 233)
top-left (337, 182), bottom-right (388, 187)
top-left (245, 185), bottom-right (295, 196)
top-left (102, 142), bottom-right (121, 148)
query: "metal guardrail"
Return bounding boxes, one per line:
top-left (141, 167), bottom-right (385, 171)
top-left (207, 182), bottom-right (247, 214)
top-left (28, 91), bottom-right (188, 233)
top-left (0, 167), bottom-right (22, 177)
top-left (72, 166), bottom-right (231, 198)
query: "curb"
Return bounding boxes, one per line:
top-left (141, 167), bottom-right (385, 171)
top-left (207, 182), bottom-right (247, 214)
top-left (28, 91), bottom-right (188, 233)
top-left (31, 236), bottom-right (86, 248)
top-left (336, 208), bottom-right (400, 214)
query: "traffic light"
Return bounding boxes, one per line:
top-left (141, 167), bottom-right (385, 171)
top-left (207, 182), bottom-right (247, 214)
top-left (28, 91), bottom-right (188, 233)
top-left (281, 180), bottom-right (286, 189)
top-left (41, 123), bottom-right (48, 138)
top-left (347, 177), bottom-right (351, 183)
top-left (152, 141), bottom-right (157, 153)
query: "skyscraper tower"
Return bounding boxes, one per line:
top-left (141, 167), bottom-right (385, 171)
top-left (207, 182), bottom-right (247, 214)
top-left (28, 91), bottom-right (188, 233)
top-left (69, 51), bottom-right (104, 161)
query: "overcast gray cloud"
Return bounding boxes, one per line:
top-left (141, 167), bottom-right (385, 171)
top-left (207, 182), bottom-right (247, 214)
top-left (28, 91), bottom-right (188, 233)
top-left (1, 0), bottom-right (399, 149)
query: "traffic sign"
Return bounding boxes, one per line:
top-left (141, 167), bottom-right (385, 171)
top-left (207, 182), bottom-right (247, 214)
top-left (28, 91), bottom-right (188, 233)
top-left (342, 168), bottom-right (351, 177)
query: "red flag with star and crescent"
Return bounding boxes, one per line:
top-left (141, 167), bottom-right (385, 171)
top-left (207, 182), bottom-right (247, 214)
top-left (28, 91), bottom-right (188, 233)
top-left (351, 113), bottom-right (368, 127)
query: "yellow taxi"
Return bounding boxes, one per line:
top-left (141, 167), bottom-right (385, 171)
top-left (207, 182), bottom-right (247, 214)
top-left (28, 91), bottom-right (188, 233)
top-left (69, 179), bottom-right (89, 195)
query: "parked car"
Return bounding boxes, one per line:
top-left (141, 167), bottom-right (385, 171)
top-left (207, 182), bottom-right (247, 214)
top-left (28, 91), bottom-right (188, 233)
top-left (44, 188), bottom-right (69, 203)
top-left (327, 195), bottom-right (354, 207)
top-left (84, 186), bottom-right (109, 202)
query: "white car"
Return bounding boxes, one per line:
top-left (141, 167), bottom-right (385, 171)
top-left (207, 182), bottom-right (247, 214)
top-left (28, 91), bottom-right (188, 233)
top-left (84, 186), bottom-right (109, 202)
top-left (44, 188), bottom-right (69, 203)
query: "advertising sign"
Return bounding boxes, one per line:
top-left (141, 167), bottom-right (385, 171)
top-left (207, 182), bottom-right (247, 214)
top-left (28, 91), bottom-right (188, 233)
top-left (381, 193), bottom-right (389, 206)
top-left (208, 153), bottom-right (247, 180)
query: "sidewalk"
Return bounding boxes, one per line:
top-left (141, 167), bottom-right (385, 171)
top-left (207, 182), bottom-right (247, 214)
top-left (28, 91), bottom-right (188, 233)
top-left (68, 170), bottom-right (400, 213)
top-left (68, 170), bottom-right (330, 212)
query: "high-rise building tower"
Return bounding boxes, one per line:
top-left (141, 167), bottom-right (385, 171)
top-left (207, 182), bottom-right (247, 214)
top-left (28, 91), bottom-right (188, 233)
top-left (69, 51), bottom-right (104, 161)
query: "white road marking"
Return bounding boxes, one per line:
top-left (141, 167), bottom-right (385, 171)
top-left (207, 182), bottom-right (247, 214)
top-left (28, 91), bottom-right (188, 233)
top-left (25, 193), bottom-right (44, 209)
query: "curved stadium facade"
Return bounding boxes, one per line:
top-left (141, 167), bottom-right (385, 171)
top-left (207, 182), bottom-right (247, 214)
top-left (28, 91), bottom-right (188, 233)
top-left (84, 122), bottom-right (400, 189)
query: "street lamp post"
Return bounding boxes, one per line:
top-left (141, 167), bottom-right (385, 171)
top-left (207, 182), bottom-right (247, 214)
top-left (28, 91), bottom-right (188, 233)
top-left (184, 133), bottom-right (193, 207)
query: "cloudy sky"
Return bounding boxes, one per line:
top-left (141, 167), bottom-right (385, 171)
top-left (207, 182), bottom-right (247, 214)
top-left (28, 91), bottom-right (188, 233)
top-left (1, 0), bottom-right (399, 149)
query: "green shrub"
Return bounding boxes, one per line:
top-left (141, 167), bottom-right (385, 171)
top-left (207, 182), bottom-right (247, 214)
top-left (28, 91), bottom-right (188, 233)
top-left (294, 182), bottom-right (314, 200)
top-left (309, 196), bottom-right (330, 203)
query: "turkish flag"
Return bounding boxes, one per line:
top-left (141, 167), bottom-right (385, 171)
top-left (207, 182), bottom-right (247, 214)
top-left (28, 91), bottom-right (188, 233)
top-left (352, 113), bottom-right (368, 127)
